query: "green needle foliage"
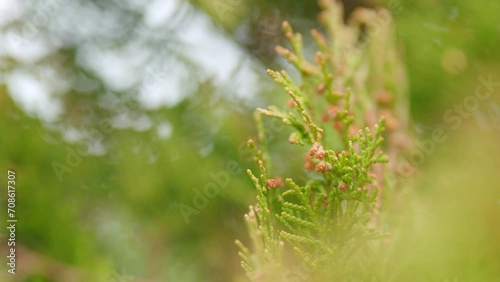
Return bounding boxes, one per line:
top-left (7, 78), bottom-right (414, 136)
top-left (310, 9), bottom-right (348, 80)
top-left (236, 0), bottom-right (410, 281)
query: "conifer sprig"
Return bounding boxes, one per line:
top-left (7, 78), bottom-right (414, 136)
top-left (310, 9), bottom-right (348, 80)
top-left (237, 1), bottom-right (410, 280)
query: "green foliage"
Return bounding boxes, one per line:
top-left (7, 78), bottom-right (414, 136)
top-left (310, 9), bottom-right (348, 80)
top-left (236, 1), bottom-right (410, 280)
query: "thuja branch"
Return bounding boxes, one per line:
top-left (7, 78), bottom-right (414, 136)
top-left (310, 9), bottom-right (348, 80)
top-left (236, 1), bottom-right (410, 281)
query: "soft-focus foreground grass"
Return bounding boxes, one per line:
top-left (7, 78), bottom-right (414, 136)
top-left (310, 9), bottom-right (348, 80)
top-left (381, 124), bottom-right (500, 281)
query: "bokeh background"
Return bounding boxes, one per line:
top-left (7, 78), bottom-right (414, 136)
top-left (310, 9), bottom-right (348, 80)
top-left (0, 0), bottom-right (499, 281)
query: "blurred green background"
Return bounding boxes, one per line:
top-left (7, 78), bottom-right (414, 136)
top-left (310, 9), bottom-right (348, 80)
top-left (0, 0), bottom-right (499, 281)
